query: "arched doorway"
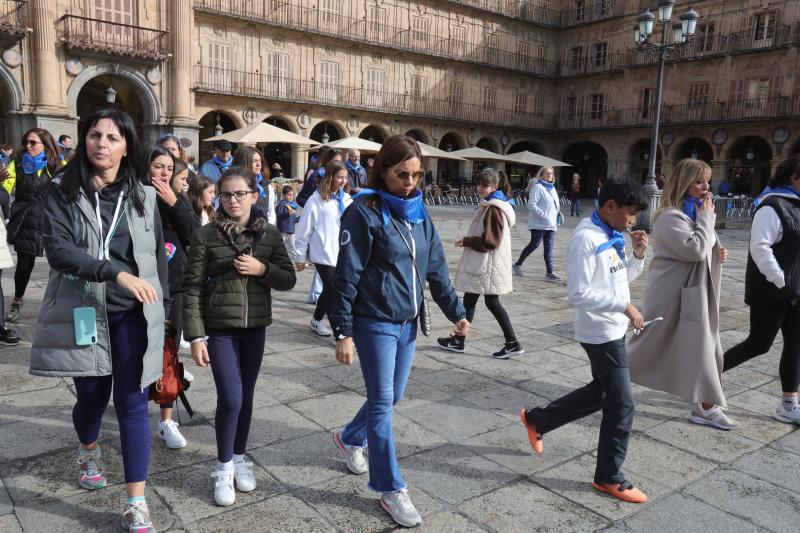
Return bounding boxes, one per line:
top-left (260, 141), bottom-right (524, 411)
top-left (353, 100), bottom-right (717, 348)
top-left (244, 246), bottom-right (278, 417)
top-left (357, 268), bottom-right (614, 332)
top-left (790, 138), bottom-right (800, 157)
top-left (310, 121), bottom-right (343, 144)
top-left (627, 139), bottom-right (662, 183)
top-left (473, 137), bottom-right (499, 178)
top-left (405, 129), bottom-right (428, 144)
top-left (359, 125), bottom-right (386, 143)
top-left (675, 137), bottom-right (713, 165)
top-left (506, 140), bottom-right (545, 187)
top-left (199, 111), bottom-right (238, 163)
top-left (727, 136), bottom-right (772, 195)
top-left (438, 132), bottom-right (463, 183)
top-left (0, 64), bottom-right (22, 145)
top-left (561, 141), bottom-right (608, 196)
top-left (76, 76), bottom-right (144, 140)
top-left (260, 116), bottom-right (295, 178)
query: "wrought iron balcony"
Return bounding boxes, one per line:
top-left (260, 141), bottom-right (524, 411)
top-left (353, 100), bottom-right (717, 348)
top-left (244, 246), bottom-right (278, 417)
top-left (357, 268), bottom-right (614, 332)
top-left (561, 0), bottom-right (624, 27)
top-left (559, 51), bottom-right (624, 77)
top-left (57, 15), bottom-right (168, 61)
top-left (727, 24), bottom-right (793, 53)
top-left (442, 0), bottom-right (561, 28)
top-left (0, 0), bottom-right (28, 47)
top-left (193, 65), bottom-right (554, 131)
top-left (193, 0), bottom-right (557, 77)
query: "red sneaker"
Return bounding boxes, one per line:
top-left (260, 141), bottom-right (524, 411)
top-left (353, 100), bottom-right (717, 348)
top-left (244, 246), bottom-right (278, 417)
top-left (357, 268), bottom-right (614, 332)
top-left (519, 408), bottom-right (543, 454)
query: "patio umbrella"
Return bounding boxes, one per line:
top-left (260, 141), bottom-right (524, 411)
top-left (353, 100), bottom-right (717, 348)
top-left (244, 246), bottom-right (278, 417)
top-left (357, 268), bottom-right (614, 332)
top-left (447, 146), bottom-right (515, 162)
top-left (313, 136), bottom-right (383, 153)
top-left (505, 150), bottom-right (571, 167)
top-left (204, 122), bottom-right (319, 145)
top-left (417, 142), bottom-right (466, 161)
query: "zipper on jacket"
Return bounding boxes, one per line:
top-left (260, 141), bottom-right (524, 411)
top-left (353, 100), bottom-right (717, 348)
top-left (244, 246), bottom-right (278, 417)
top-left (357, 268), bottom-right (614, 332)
top-left (242, 275), bottom-right (249, 326)
top-left (406, 221), bottom-right (418, 313)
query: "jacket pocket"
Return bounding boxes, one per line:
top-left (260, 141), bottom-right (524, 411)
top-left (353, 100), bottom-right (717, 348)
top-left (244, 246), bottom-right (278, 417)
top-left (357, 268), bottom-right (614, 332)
top-left (463, 249), bottom-right (490, 276)
top-left (679, 286), bottom-right (703, 323)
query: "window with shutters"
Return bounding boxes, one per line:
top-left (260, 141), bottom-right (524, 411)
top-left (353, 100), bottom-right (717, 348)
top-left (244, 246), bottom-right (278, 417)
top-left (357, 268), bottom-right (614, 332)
top-left (451, 26), bottom-right (466, 56)
top-left (94, 0), bottom-right (134, 43)
top-left (753, 12), bottom-right (777, 45)
top-left (267, 52), bottom-right (289, 98)
top-left (320, 0), bottom-right (338, 25)
top-left (570, 46), bottom-right (584, 71)
top-left (518, 40), bottom-right (531, 62)
top-left (575, 0), bottom-right (585, 22)
top-left (590, 94), bottom-right (604, 120)
top-left (366, 68), bottom-right (385, 107)
top-left (410, 75), bottom-right (426, 100)
top-left (745, 77), bottom-right (769, 103)
top-left (208, 43), bottom-right (233, 91)
top-left (448, 80), bottom-right (463, 104)
top-left (532, 95), bottom-right (544, 116)
top-left (593, 42), bottom-right (608, 67)
top-left (411, 17), bottom-right (429, 47)
top-left (515, 92), bottom-right (528, 113)
top-left (319, 61), bottom-right (339, 102)
top-left (367, 5), bottom-right (386, 41)
top-left (695, 23), bottom-right (716, 53)
top-left (485, 32), bottom-right (499, 63)
top-left (483, 87), bottom-right (497, 109)
top-left (565, 96), bottom-right (577, 120)
top-left (639, 87), bottom-right (653, 118)
top-left (688, 82), bottom-right (709, 107)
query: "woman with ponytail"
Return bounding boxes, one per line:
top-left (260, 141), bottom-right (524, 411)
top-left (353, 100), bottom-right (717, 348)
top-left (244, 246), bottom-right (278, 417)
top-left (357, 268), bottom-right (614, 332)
top-left (438, 168), bottom-right (522, 358)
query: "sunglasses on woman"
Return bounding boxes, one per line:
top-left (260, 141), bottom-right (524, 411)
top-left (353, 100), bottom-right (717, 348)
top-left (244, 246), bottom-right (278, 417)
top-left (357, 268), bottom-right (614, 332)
top-left (393, 170), bottom-right (424, 181)
top-left (23, 140), bottom-right (42, 147)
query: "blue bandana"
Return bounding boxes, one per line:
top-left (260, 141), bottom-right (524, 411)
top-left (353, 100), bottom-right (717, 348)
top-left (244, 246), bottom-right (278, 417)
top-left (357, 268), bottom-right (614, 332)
top-left (682, 197), bottom-right (703, 222)
top-left (537, 179), bottom-right (555, 191)
top-left (332, 188), bottom-right (347, 215)
top-left (591, 210), bottom-right (626, 262)
top-left (212, 154), bottom-right (233, 172)
top-left (286, 201), bottom-right (299, 210)
top-left (353, 188), bottom-right (427, 225)
top-left (754, 185), bottom-right (800, 206)
top-left (21, 152), bottom-right (48, 175)
top-left (484, 189), bottom-right (516, 207)
top-left (345, 159), bottom-right (363, 173)
top-left (56, 142), bottom-right (67, 160)
top-left (255, 172), bottom-right (268, 198)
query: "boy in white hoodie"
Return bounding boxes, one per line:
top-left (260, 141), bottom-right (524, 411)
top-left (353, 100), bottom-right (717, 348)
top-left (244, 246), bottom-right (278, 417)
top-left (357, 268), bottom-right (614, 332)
top-left (520, 178), bottom-right (651, 504)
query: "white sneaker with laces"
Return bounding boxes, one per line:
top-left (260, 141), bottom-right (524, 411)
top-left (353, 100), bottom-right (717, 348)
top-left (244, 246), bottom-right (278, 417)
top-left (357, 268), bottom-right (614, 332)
top-left (212, 465), bottom-right (236, 506)
top-left (332, 430), bottom-right (368, 474)
top-left (309, 319), bottom-right (332, 336)
top-left (688, 404), bottom-right (737, 430)
top-left (159, 419), bottom-right (187, 449)
top-left (774, 400), bottom-right (800, 424)
top-left (233, 459), bottom-right (257, 492)
top-left (381, 488), bottom-right (422, 528)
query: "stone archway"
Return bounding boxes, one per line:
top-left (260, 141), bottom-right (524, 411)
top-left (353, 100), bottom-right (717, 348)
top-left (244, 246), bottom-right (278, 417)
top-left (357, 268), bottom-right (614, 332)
top-left (261, 115), bottom-right (296, 178)
top-left (198, 110), bottom-right (239, 162)
top-left (726, 135), bottom-right (773, 195)
top-left (310, 120), bottom-right (345, 143)
top-left (675, 137), bottom-right (714, 165)
top-left (359, 124), bottom-right (389, 143)
top-left (0, 63), bottom-right (24, 145)
top-left (627, 138), bottom-right (663, 183)
top-left (438, 132), bottom-right (464, 183)
top-left (405, 128), bottom-right (429, 144)
top-left (506, 140), bottom-right (546, 186)
top-left (561, 141), bottom-right (608, 196)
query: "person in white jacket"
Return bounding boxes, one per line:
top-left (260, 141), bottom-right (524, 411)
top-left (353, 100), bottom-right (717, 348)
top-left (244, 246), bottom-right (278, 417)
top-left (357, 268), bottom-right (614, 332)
top-left (520, 178), bottom-right (651, 505)
top-left (513, 166), bottom-right (562, 281)
top-left (294, 161), bottom-right (352, 336)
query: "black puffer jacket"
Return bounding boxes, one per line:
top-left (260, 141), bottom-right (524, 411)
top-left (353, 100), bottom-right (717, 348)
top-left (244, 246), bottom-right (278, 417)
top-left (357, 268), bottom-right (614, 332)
top-left (158, 195), bottom-right (200, 298)
top-left (182, 206), bottom-right (296, 338)
top-left (7, 162), bottom-right (57, 256)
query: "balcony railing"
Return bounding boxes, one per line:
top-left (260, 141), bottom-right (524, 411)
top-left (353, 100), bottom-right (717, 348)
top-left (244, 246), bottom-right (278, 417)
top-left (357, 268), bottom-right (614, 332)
top-left (727, 24), bottom-right (794, 53)
top-left (561, 0), bottom-right (624, 27)
top-left (57, 15), bottom-right (168, 61)
top-left (443, 0), bottom-right (561, 27)
top-left (193, 65), bottom-right (554, 131)
top-left (0, 0), bottom-right (27, 45)
top-left (193, 0), bottom-right (557, 77)
top-left (559, 51), bottom-right (624, 76)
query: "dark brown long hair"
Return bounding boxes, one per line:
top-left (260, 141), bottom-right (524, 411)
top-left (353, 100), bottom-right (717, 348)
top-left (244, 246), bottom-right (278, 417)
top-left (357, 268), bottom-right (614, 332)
top-left (16, 127), bottom-right (61, 172)
top-left (187, 173), bottom-right (216, 222)
top-left (232, 145), bottom-right (270, 180)
top-left (475, 168), bottom-right (512, 197)
top-left (365, 135), bottom-right (422, 191)
top-left (318, 161), bottom-right (349, 200)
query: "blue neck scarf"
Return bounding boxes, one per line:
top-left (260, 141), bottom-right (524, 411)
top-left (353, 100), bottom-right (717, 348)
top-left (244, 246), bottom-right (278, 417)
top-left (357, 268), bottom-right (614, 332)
top-left (538, 179), bottom-right (555, 191)
top-left (255, 173), bottom-right (267, 198)
top-left (21, 152), bottom-right (48, 175)
top-left (283, 200), bottom-right (299, 210)
top-left (353, 188), bottom-right (427, 225)
top-left (591, 210), bottom-right (626, 262)
top-left (331, 188), bottom-right (347, 215)
top-left (484, 189), bottom-right (516, 207)
top-left (682, 197), bottom-right (703, 222)
top-left (212, 154), bottom-right (232, 172)
top-left (754, 185), bottom-right (800, 206)
top-left (345, 159), bottom-right (363, 173)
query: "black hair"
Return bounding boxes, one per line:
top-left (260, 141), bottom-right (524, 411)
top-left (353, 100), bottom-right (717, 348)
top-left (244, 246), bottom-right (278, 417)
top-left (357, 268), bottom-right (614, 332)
top-left (58, 134), bottom-right (71, 143)
top-left (281, 185), bottom-right (294, 195)
top-left (769, 156), bottom-right (800, 188)
top-left (146, 145), bottom-right (174, 167)
top-left (60, 108), bottom-right (146, 215)
top-left (218, 166), bottom-right (257, 192)
top-left (475, 168), bottom-right (511, 196)
top-left (598, 177), bottom-right (649, 211)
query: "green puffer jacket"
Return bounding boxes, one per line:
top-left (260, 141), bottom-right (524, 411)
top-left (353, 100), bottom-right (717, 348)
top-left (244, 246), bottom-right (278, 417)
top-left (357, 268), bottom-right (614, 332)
top-left (182, 209), bottom-right (296, 338)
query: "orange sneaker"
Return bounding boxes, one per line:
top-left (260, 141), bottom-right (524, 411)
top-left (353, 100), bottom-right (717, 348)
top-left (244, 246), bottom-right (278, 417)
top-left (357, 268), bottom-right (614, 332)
top-left (519, 408), bottom-right (543, 454)
top-left (591, 480), bottom-right (648, 504)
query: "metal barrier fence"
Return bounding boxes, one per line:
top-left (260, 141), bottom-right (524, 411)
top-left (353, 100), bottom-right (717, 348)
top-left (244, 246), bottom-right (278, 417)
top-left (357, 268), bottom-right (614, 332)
top-left (714, 196), bottom-right (755, 228)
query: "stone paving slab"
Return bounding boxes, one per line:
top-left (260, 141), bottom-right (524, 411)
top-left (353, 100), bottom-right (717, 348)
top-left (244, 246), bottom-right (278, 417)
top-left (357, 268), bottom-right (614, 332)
top-left (0, 206), bottom-right (797, 531)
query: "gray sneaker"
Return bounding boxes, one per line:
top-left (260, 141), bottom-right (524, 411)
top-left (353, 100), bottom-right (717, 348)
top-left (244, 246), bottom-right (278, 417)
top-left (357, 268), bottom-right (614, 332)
top-left (121, 501), bottom-right (157, 532)
top-left (380, 488), bottom-right (421, 528)
top-left (689, 404), bottom-right (737, 430)
top-left (6, 300), bottom-right (22, 323)
top-left (544, 272), bottom-right (562, 283)
top-left (332, 430), bottom-right (368, 474)
top-left (512, 264), bottom-right (523, 277)
top-left (774, 400), bottom-right (800, 424)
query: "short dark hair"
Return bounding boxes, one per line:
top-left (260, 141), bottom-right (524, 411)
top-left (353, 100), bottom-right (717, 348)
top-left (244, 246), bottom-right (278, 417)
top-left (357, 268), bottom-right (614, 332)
top-left (769, 156), bottom-right (800, 188)
top-left (58, 134), bottom-right (71, 143)
top-left (599, 177), bottom-right (649, 211)
top-left (281, 185), bottom-right (294, 195)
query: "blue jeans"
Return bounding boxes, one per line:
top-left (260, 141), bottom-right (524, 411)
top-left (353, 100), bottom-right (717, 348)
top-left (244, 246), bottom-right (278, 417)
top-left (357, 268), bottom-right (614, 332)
top-left (571, 198), bottom-right (582, 216)
top-left (340, 317), bottom-right (417, 492)
top-left (515, 229), bottom-right (555, 274)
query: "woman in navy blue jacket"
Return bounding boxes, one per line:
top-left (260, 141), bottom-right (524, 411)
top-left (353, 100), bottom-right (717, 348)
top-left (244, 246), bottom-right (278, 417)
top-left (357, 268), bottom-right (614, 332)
top-left (329, 135), bottom-right (469, 528)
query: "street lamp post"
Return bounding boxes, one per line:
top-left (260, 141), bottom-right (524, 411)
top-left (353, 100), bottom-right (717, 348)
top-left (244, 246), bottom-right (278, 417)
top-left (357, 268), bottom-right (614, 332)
top-left (635, 2), bottom-right (699, 193)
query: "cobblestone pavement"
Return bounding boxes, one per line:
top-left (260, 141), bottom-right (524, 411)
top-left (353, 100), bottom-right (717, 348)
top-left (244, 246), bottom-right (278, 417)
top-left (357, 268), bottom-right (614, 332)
top-left (1, 204), bottom-right (797, 532)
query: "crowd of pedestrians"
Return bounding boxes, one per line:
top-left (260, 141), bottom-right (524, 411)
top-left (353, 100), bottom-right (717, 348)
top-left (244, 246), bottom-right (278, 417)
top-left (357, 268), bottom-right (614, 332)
top-left (0, 107), bottom-right (798, 531)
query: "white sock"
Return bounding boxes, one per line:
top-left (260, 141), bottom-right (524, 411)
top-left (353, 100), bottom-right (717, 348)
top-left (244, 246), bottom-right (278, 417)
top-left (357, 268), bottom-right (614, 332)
top-left (232, 454), bottom-right (245, 464)
top-left (781, 396), bottom-right (799, 409)
top-left (216, 460), bottom-right (233, 472)
top-left (699, 404), bottom-right (718, 415)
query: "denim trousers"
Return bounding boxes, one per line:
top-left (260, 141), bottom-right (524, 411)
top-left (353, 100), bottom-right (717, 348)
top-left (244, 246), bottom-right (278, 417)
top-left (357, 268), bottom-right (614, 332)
top-left (340, 316), bottom-right (417, 493)
top-left (516, 229), bottom-right (555, 274)
top-left (525, 338), bottom-right (634, 484)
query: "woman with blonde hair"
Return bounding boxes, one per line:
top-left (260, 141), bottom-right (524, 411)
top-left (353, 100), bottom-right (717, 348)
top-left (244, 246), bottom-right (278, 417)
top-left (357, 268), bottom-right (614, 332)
top-left (628, 158), bottom-right (735, 429)
top-left (512, 165), bottom-right (562, 281)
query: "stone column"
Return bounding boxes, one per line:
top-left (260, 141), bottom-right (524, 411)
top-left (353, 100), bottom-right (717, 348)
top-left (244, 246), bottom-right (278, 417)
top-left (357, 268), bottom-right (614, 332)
top-left (292, 145), bottom-right (308, 182)
top-left (29, 0), bottom-right (61, 112)
top-left (169, 0), bottom-right (193, 122)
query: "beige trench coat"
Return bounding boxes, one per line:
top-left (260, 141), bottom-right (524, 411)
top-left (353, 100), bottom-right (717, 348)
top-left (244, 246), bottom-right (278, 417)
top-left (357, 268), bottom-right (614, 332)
top-left (628, 208), bottom-right (726, 407)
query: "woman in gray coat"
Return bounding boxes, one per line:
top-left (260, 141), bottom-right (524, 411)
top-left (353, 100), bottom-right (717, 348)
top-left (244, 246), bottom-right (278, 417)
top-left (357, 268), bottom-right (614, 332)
top-left (628, 159), bottom-right (734, 430)
top-left (29, 109), bottom-right (168, 533)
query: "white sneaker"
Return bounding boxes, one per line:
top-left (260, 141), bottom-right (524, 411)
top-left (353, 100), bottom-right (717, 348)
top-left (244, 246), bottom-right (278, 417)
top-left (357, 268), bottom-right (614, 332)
top-left (183, 369), bottom-right (194, 382)
top-left (159, 419), bottom-right (187, 449)
top-left (309, 319), bottom-right (332, 336)
top-left (381, 488), bottom-right (422, 528)
top-left (688, 404), bottom-right (737, 430)
top-left (233, 459), bottom-right (257, 492)
top-left (212, 465), bottom-right (236, 506)
top-left (774, 400), bottom-right (800, 424)
top-left (180, 337), bottom-right (191, 351)
top-left (332, 430), bottom-right (368, 475)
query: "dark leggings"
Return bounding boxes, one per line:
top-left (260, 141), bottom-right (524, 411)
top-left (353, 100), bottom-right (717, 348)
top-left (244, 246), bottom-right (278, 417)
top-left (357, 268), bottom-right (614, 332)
top-left (313, 263), bottom-right (337, 322)
top-left (723, 302), bottom-right (800, 392)
top-left (0, 270), bottom-right (4, 328)
top-left (13, 252), bottom-right (36, 300)
top-left (516, 229), bottom-right (555, 274)
top-left (208, 327), bottom-right (266, 462)
top-left (72, 308), bottom-right (150, 483)
top-left (463, 292), bottom-right (517, 344)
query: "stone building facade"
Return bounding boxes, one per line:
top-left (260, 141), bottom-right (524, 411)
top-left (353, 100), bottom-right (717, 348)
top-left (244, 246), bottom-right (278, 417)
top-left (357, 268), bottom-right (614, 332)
top-left (1, 0), bottom-right (799, 193)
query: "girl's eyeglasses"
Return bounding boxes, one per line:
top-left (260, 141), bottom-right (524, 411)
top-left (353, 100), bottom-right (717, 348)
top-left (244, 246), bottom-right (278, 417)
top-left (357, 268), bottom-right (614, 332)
top-left (219, 190), bottom-right (254, 202)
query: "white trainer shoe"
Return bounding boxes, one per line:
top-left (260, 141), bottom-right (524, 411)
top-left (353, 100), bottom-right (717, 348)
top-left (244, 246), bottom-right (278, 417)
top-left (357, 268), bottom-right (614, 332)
top-left (774, 400), bottom-right (800, 424)
top-left (332, 430), bottom-right (368, 475)
top-left (688, 404), bottom-right (737, 430)
top-left (381, 488), bottom-right (422, 528)
top-left (309, 319), bottom-right (332, 336)
top-left (233, 459), bottom-right (257, 492)
top-left (212, 466), bottom-right (236, 506)
top-left (159, 419), bottom-right (187, 449)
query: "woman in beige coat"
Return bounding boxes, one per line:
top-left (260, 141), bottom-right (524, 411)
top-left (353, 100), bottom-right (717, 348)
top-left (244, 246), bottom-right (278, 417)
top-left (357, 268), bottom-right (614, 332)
top-left (628, 159), bottom-right (735, 430)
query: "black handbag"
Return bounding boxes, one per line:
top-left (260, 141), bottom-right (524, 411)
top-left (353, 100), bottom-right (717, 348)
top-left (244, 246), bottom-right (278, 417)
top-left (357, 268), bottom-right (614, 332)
top-left (390, 217), bottom-right (431, 336)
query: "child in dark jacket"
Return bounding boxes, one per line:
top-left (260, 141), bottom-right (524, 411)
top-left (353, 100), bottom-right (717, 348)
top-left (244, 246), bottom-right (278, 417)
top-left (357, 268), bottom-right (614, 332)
top-left (276, 186), bottom-right (298, 258)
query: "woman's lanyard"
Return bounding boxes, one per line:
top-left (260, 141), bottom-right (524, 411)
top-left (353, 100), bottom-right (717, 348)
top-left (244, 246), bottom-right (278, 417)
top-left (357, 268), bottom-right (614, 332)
top-left (94, 191), bottom-right (126, 260)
